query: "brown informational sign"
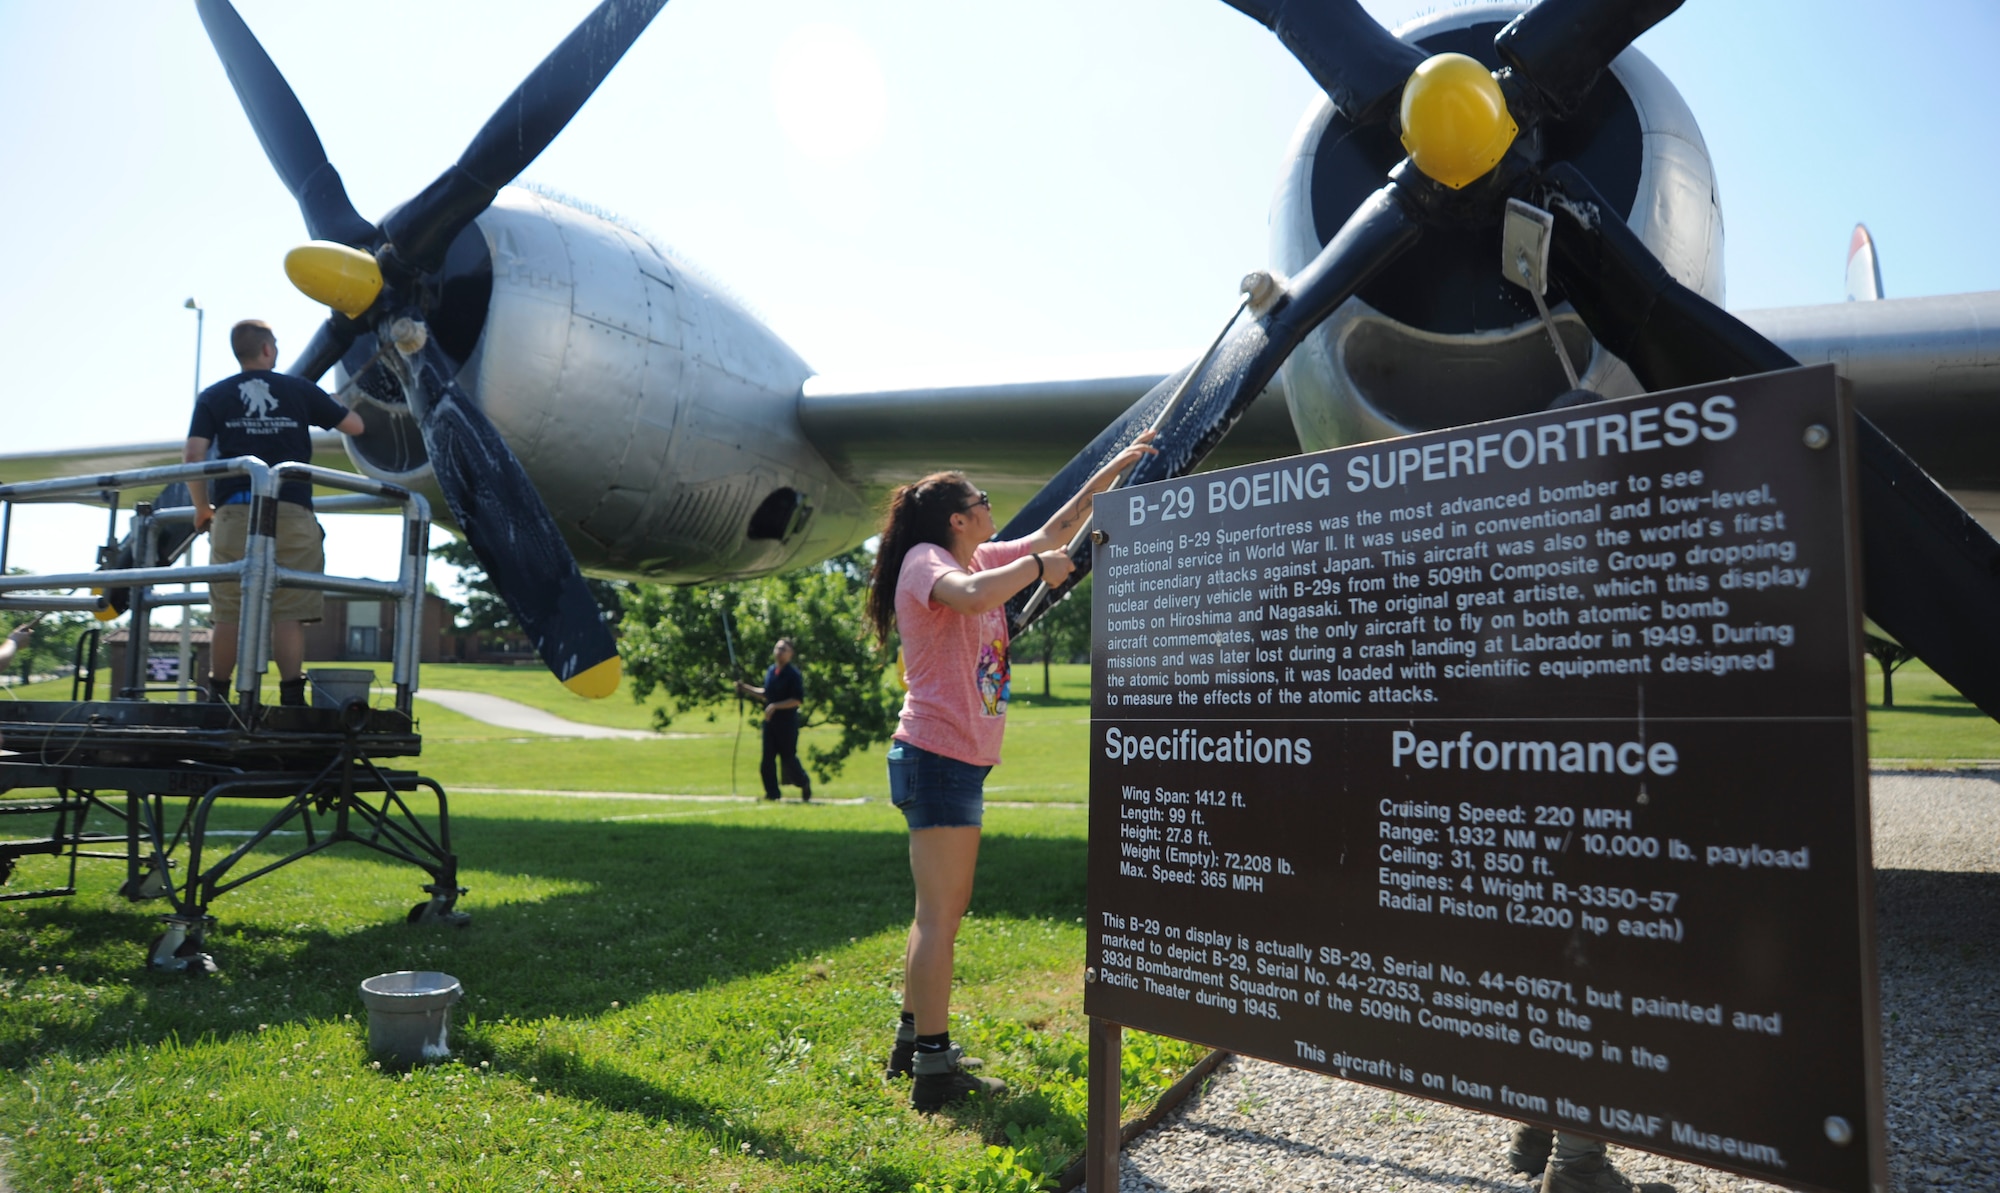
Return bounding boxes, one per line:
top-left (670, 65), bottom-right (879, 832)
top-left (1084, 366), bottom-right (1883, 1193)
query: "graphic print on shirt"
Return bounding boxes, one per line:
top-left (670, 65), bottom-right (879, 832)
top-left (239, 378), bottom-right (280, 419)
top-left (226, 378), bottom-right (303, 436)
top-left (976, 612), bottom-right (1011, 717)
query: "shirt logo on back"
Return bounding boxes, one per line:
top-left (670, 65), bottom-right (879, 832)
top-left (238, 378), bottom-right (279, 418)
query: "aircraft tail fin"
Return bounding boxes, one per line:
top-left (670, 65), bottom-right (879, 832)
top-left (1846, 223), bottom-right (1884, 301)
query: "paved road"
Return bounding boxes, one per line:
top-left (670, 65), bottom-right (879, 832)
top-left (413, 688), bottom-right (657, 739)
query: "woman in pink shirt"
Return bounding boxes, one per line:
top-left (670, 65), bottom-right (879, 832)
top-left (866, 432), bottom-right (1156, 1112)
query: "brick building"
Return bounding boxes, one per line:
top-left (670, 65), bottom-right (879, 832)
top-left (302, 593), bottom-right (464, 664)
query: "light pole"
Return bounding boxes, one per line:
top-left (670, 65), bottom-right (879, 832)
top-left (178, 298), bottom-right (203, 700)
top-left (183, 298), bottom-right (203, 399)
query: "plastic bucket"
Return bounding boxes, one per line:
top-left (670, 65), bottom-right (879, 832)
top-left (358, 970), bottom-right (463, 1065)
top-left (310, 668), bottom-right (375, 711)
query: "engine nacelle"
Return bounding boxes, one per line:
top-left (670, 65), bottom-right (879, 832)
top-left (1272, 2), bottom-right (1725, 452)
top-left (338, 188), bottom-right (870, 583)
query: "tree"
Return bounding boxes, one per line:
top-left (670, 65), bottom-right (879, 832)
top-left (1018, 574), bottom-right (1093, 697)
top-left (619, 549), bottom-right (901, 780)
top-left (1865, 633), bottom-right (1915, 709)
top-left (431, 537), bottom-right (625, 631)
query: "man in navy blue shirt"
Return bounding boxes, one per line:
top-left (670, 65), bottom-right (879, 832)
top-left (184, 319), bottom-right (365, 705)
top-left (737, 638), bottom-right (812, 801)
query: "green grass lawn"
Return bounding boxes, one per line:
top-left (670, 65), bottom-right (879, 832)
top-left (0, 796), bottom-right (1198, 1191)
top-left (379, 662), bottom-right (1091, 802)
top-left (13, 655), bottom-right (1999, 805)
top-left (0, 664), bottom-right (1094, 802)
top-left (1862, 655), bottom-right (2000, 762)
top-left (377, 654), bottom-right (2000, 778)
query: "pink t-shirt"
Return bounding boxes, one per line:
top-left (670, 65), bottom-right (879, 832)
top-left (893, 538), bottom-right (1035, 767)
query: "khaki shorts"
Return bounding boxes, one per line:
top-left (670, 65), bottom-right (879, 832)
top-left (209, 501), bottom-right (326, 624)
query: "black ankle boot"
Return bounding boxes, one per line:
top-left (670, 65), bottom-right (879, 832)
top-left (279, 678), bottom-right (308, 707)
top-left (207, 677), bottom-right (232, 704)
top-left (911, 1044), bottom-right (1004, 1112)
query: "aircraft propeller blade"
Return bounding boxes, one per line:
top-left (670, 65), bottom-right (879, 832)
top-left (1001, 181), bottom-right (1424, 634)
top-left (1495, 0), bottom-right (1685, 119)
top-left (1534, 163), bottom-right (1794, 387)
top-left (193, 0), bottom-right (659, 696)
top-left (382, 0), bottom-right (670, 273)
top-left (1530, 161), bottom-right (2000, 726)
top-left (1218, 0), bottom-right (1424, 126)
top-left (379, 324), bottom-right (622, 698)
top-left (287, 315), bottom-right (361, 384)
top-left (192, 0), bottom-right (377, 248)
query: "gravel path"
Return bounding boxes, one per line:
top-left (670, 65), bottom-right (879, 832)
top-left (1097, 770), bottom-right (2000, 1193)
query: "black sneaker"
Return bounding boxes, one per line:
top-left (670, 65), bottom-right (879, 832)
top-left (910, 1044), bottom-right (1003, 1112)
top-left (279, 677), bottom-right (308, 707)
top-left (1542, 1151), bottom-right (1674, 1193)
top-left (1509, 1125), bottom-right (1553, 1175)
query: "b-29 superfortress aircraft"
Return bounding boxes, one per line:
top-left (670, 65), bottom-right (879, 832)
top-left (6, 0), bottom-right (1998, 710)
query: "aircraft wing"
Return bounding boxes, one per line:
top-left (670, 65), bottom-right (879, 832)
top-left (800, 294), bottom-right (2000, 527)
top-left (7, 291), bottom-right (1993, 535)
top-left (1742, 290), bottom-right (2000, 523)
top-left (0, 431), bottom-right (356, 503)
top-left (798, 358), bottom-right (1300, 514)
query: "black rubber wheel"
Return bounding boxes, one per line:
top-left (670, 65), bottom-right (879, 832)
top-left (407, 901), bottom-right (429, 925)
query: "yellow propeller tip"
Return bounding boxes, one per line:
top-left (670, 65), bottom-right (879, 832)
top-left (563, 656), bottom-right (622, 700)
top-left (284, 241), bottom-right (384, 318)
top-left (1399, 52), bottom-right (1518, 190)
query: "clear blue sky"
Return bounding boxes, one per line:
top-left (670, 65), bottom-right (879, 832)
top-left (2, 0), bottom-right (1995, 590)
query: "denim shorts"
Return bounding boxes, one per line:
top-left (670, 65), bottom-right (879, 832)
top-left (887, 740), bottom-right (989, 829)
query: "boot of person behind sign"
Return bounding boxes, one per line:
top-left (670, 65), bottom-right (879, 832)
top-left (1540, 1134), bottom-right (1674, 1193)
top-left (1509, 1124), bottom-right (1553, 1174)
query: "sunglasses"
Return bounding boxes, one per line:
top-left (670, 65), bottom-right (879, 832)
top-left (960, 490), bottom-right (990, 513)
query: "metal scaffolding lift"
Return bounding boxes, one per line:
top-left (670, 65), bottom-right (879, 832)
top-left (0, 456), bottom-right (464, 972)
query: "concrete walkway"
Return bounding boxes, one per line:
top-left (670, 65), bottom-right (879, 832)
top-left (413, 688), bottom-right (657, 739)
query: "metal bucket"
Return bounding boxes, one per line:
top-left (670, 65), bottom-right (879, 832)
top-left (358, 970), bottom-right (463, 1065)
top-left (309, 668), bottom-right (375, 711)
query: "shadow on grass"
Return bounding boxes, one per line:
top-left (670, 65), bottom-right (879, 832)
top-left (0, 816), bottom-right (1090, 1179)
top-left (1, 815), bottom-right (1085, 1056)
top-left (1871, 691), bottom-right (1991, 718)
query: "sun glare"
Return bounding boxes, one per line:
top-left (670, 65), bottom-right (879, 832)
top-left (770, 23), bottom-right (888, 163)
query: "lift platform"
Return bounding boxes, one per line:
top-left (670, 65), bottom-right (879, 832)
top-left (0, 456), bottom-right (462, 971)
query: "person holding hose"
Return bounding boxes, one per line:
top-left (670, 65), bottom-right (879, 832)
top-left (868, 431), bottom-right (1157, 1112)
top-left (736, 638), bottom-right (811, 802)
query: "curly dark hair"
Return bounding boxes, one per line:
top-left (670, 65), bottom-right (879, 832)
top-left (866, 472), bottom-right (977, 645)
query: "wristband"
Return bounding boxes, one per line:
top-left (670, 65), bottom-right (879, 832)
top-left (1034, 553), bottom-right (1046, 581)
